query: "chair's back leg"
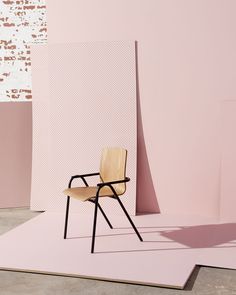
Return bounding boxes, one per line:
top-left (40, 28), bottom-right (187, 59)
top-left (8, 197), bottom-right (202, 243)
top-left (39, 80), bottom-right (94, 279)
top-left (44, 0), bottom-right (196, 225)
top-left (64, 196), bottom-right (70, 239)
top-left (89, 199), bottom-right (113, 229)
top-left (91, 195), bottom-right (99, 253)
top-left (116, 196), bottom-right (143, 242)
top-left (97, 203), bottom-right (113, 229)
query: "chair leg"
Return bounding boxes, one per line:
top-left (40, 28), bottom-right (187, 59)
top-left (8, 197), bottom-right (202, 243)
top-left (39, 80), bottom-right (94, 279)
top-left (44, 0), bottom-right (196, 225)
top-left (116, 196), bottom-right (143, 241)
top-left (91, 195), bottom-right (99, 253)
top-left (89, 199), bottom-right (113, 229)
top-left (97, 203), bottom-right (113, 229)
top-left (64, 196), bottom-right (70, 239)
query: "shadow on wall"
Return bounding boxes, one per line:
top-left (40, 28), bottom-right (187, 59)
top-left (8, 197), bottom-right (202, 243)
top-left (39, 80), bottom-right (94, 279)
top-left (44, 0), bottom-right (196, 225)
top-left (161, 223), bottom-right (236, 248)
top-left (135, 41), bottom-right (160, 215)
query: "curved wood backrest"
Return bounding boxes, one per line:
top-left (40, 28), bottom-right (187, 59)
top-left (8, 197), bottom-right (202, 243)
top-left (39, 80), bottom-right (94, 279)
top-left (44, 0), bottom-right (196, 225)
top-left (100, 147), bottom-right (127, 195)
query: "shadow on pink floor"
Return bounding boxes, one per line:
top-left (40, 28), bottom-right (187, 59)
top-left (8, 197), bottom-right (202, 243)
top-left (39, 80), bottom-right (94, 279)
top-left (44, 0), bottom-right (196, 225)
top-left (161, 223), bottom-right (236, 248)
top-left (0, 212), bottom-right (236, 289)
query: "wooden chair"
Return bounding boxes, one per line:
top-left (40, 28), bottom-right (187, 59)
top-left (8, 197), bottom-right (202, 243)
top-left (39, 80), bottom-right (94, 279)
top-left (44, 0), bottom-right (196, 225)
top-left (63, 147), bottom-right (143, 253)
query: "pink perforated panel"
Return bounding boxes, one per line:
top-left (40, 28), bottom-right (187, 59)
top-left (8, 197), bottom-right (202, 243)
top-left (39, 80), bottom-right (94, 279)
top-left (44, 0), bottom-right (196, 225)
top-left (30, 44), bottom-right (50, 210)
top-left (30, 41), bottom-right (137, 215)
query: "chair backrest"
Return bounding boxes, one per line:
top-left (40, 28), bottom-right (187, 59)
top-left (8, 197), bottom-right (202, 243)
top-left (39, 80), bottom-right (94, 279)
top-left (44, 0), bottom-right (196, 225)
top-left (99, 147), bottom-right (127, 195)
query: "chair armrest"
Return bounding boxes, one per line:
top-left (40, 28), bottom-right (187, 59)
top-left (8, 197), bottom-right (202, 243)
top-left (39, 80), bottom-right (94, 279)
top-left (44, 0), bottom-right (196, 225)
top-left (70, 172), bottom-right (100, 180)
top-left (68, 172), bottom-right (100, 188)
top-left (97, 177), bottom-right (130, 187)
top-left (96, 177), bottom-right (130, 197)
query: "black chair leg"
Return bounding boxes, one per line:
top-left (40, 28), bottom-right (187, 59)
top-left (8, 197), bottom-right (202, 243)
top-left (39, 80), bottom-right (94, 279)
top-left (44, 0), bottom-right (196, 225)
top-left (97, 203), bottom-right (113, 229)
top-left (91, 195), bottom-right (99, 253)
top-left (116, 196), bottom-right (143, 242)
top-left (64, 196), bottom-right (70, 239)
top-left (89, 199), bottom-right (113, 229)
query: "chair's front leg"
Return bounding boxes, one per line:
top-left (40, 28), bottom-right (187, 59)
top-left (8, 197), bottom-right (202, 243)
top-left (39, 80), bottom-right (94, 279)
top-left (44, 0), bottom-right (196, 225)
top-left (64, 196), bottom-right (71, 239)
top-left (91, 193), bottom-right (99, 253)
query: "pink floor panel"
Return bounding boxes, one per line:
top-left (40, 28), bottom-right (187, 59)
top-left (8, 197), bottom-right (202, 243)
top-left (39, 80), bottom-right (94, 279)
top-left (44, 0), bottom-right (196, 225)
top-left (0, 212), bottom-right (236, 288)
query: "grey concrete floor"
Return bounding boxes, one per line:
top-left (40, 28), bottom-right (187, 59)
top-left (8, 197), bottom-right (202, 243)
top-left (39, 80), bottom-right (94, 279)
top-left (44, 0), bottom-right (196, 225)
top-left (0, 208), bottom-right (236, 295)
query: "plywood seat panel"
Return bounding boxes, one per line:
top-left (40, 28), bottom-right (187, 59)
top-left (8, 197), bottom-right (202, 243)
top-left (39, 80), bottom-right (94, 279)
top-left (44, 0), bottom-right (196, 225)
top-left (63, 186), bottom-right (117, 201)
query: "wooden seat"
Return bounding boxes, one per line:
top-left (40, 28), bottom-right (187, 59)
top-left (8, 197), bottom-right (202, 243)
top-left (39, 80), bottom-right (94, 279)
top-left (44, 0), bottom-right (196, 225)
top-left (63, 186), bottom-right (115, 202)
top-left (63, 147), bottom-right (143, 253)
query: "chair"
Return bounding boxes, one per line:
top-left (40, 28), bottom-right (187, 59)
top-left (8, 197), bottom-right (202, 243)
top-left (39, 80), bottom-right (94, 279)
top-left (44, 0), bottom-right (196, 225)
top-left (63, 147), bottom-right (143, 253)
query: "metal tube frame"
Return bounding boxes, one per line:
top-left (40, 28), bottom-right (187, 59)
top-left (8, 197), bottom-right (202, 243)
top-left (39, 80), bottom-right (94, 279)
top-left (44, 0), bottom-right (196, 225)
top-left (64, 173), bottom-right (113, 240)
top-left (64, 174), bottom-right (143, 254)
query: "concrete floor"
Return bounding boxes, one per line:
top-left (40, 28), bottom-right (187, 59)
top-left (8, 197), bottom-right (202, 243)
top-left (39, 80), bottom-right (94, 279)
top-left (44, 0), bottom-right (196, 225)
top-left (0, 209), bottom-right (236, 295)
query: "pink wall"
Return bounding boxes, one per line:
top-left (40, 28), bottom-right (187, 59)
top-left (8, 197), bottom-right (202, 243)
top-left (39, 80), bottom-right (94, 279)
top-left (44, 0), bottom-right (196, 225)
top-left (47, 0), bottom-right (236, 218)
top-left (2, 1), bottom-right (236, 217)
top-left (220, 101), bottom-right (236, 221)
top-left (0, 102), bottom-right (32, 208)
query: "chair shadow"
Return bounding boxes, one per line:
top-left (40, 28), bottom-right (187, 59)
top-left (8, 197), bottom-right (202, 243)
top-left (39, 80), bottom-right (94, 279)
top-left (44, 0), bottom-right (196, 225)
top-left (161, 223), bottom-right (236, 248)
top-left (67, 230), bottom-right (166, 240)
top-left (68, 223), bottom-right (236, 254)
top-left (114, 226), bottom-right (184, 229)
top-left (95, 244), bottom-right (236, 255)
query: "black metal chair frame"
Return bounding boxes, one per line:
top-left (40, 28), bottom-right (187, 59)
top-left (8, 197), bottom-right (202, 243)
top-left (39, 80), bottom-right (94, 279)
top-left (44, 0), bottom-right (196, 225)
top-left (64, 173), bottom-right (143, 253)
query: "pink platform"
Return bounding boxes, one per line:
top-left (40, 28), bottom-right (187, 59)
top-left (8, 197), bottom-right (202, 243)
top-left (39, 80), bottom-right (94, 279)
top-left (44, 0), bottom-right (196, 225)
top-left (1, 212), bottom-right (236, 288)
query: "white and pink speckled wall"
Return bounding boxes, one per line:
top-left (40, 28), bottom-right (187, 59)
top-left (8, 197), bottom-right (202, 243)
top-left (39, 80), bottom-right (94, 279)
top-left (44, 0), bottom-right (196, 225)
top-left (0, 0), bottom-right (47, 101)
top-left (0, 0), bottom-right (46, 208)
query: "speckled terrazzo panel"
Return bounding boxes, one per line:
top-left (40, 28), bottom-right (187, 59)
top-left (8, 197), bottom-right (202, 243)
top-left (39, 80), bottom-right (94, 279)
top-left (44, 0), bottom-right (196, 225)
top-left (0, 0), bottom-right (47, 101)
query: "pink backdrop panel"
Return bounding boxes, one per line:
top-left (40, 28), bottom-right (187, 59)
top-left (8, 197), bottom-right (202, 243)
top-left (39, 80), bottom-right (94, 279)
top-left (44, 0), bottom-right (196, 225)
top-left (46, 0), bottom-right (236, 218)
top-left (220, 101), bottom-right (236, 221)
top-left (30, 41), bottom-right (137, 215)
top-left (0, 102), bottom-right (32, 208)
top-left (30, 45), bottom-right (50, 211)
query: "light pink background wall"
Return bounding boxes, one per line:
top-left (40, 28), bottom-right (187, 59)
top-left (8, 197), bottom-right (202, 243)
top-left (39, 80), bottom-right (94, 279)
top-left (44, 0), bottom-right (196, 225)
top-left (47, 0), bottom-right (236, 218)
top-left (2, 1), bottom-right (236, 216)
top-left (0, 102), bottom-right (32, 208)
top-left (220, 101), bottom-right (236, 221)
